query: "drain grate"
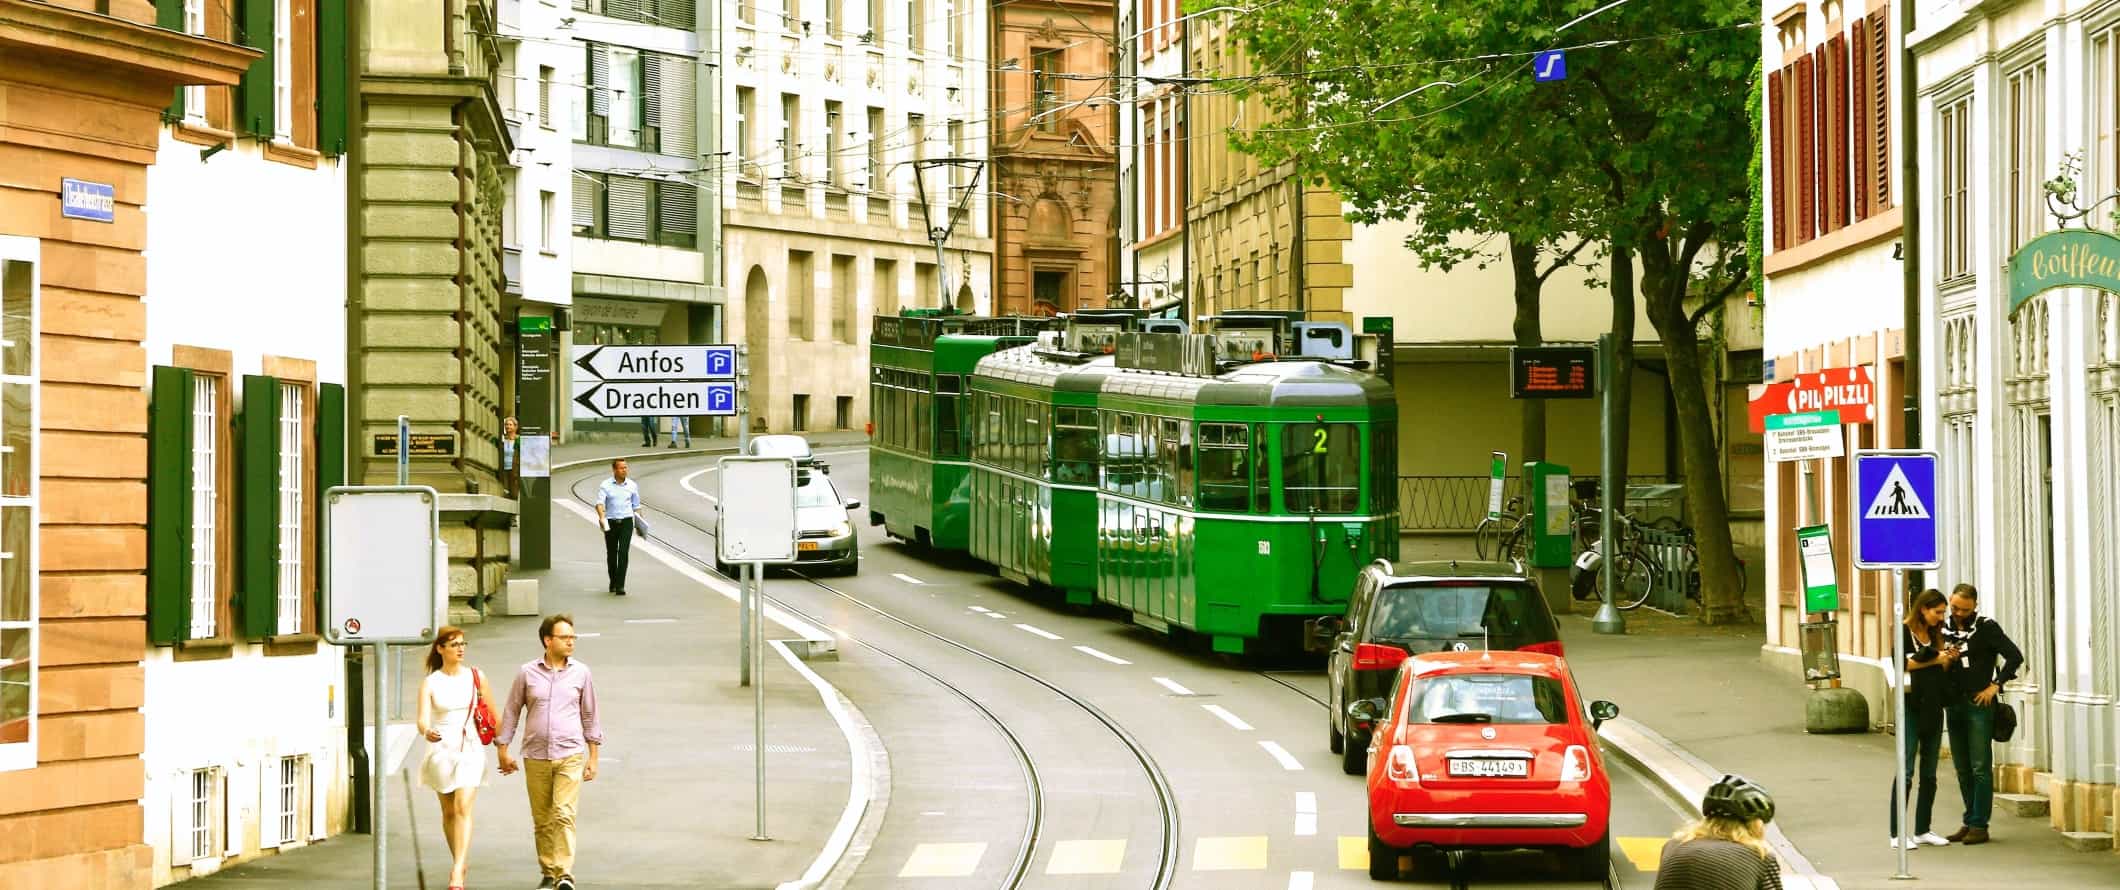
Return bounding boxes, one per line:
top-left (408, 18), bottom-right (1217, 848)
top-left (733, 744), bottom-right (819, 754)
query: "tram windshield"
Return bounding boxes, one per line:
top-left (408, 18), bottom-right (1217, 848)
top-left (1281, 422), bottom-right (1360, 513)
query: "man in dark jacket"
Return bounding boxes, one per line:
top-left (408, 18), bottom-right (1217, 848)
top-left (1940, 583), bottom-right (2024, 845)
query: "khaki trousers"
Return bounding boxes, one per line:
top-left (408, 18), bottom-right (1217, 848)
top-left (524, 754), bottom-right (586, 878)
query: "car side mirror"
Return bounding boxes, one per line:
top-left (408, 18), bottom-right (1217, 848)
top-left (1313, 616), bottom-right (1345, 643)
top-left (845, 498), bottom-right (862, 510)
top-left (1590, 700), bottom-right (1619, 730)
top-left (1346, 698), bottom-right (1384, 725)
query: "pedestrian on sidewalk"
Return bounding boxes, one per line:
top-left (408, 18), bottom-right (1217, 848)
top-left (1890, 587), bottom-right (1958, 849)
top-left (501, 416), bottom-right (520, 499)
top-left (638, 415), bottom-right (658, 447)
top-left (668, 415), bottom-right (691, 448)
top-left (594, 458), bottom-right (642, 595)
top-left (1940, 583), bottom-right (2024, 846)
top-left (1654, 774), bottom-right (1781, 890)
top-left (496, 615), bottom-right (604, 890)
top-left (416, 627), bottom-right (497, 890)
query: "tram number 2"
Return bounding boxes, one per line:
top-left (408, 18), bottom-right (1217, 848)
top-left (1312, 427), bottom-right (1329, 455)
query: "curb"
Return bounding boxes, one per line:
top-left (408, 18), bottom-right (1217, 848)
top-left (772, 639), bottom-right (892, 890)
top-left (1599, 716), bottom-right (1839, 889)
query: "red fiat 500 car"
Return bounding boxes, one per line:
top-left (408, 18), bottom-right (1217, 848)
top-left (1356, 651), bottom-right (1618, 881)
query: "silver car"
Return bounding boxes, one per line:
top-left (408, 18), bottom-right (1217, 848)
top-left (791, 469), bottom-right (861, 574)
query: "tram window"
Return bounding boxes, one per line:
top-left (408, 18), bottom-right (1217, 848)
top-left (982, 393), bottom-right (1001, 464)
top-left (1373, 420), bottom-right (1398, 517)
top-left (1104, 413), bottom-right (1141, 494)
top-left (937, 392), bottom-right (963, 459)
top-left (1282, 422), bottom-right (1361, 513)
top-left (1196, 423), bottom-right (1250, 512)
top-left (915, 388), bottom-right (930, 455)
top-left (1138, 415), bottom-right (1162, 502)
top-left (1030, 403), bottom-right (1051, 480)
top-left (1053, 407), bottom-right (1097, 485)
top-left (1159, 418), bottom-right (1186, 506)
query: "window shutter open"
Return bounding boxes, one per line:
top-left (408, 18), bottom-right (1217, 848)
top-left (1827, 36), bottom-right (1850, 232)
top-left (240, 375), bottom-right (281, 639)
top-left (318, 0), bottom-right (348, 155)
top-left (240, 0), bottom-right (277, 138)
top-left (158, 0), bottom-right (187, 121)
top-left (314, 383), bottom-right (343, 601)
top-left (1769, 69), bottom-right (1788, 252)
top-left (148, 366), bottom-right (196, 646)
top-left (258, 760), bottom-right (279, 848)
top-left (1851, 23), bottom-right (1874, 221)
top-left (1796, 53), bottom-right (1816, 244)
top-left (607, 177), bottom-right (650, 239)
top-left (1869, 6), bottom-right (1892, 211)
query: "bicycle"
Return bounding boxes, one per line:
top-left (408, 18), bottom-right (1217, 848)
top-left (1474, 494), bottom-right (1526, 561)
top-left (1598, 512), bottom-right (1660, 611)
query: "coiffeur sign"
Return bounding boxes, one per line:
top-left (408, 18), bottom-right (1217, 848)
top-left (2008, 227), bottom-right (2120, 317)
top-left (1748, 365), bottom-right (1874, 434)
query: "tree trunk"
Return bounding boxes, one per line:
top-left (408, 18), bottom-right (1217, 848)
top-left (1607, 246), bottom-right (1636, 517)
top-left (1639, 238), bottom-right (1748, 625)
top-left (1510, 234), bottom-right (1546, 465)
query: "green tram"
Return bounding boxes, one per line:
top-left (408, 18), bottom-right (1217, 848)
top-left (866, 311), bottom-right (1051, 549)
top-left (974, 312), bottom-right (1398, 655)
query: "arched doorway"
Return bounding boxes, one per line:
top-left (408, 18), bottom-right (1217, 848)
top-left (957, 283), bottom-right (975, 314)
top-left (744, 265), bottom-right (772, 433)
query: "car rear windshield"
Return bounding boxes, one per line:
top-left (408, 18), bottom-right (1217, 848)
top-left (1367, 583), bottom-right (1558, 647)
top-left (1404, 673), bottom-right (1569, 725)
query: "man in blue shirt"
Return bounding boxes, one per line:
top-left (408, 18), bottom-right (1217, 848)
top-left (594, 459), bottom-right (643, 595)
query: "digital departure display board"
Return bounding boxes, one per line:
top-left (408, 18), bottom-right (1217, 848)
top-left (1510, 346), bottom-right (1596, 399)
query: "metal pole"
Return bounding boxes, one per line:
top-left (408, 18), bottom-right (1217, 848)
top-left (1892, 567), bottom-right (1913, 880)
top-left (933, 229), bottom-right (951, 311)
top-left (372, 643), bottom-right (389, 890)
top-left (736, 346), bottom-right (749, 453)
top-left (751, 561), bottom-right (769, 841)
top-left (1593, 334), bottom-right (1626, 634)
top-left (396, 415), bottom-right (410, 486)
top-left (739, 562), bottom-right (752, 687)
top-left (1898, 0), bottom-right (1925, 597)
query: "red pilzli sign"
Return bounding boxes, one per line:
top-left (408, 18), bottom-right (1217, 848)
top-left (1748, 365), bottom-right (1875, 433)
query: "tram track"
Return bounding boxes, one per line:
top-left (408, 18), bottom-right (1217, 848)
top-left (567, 471), bottom-right (1180, 890)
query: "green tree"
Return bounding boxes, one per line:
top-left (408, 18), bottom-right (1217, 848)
top-left (1219, 0), bottom-right (1758, 622)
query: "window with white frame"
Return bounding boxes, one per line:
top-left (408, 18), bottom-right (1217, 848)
top-left (1938, 94), bottom-right (1973, 281)
top-left (275, 383), bottom-right (303, 636)
top-left (2006, 61), bottom-right (2045, 252)
top-left (189, 375), bottom-right (219, 640)
top-left (183, 0), bottom-right (208, 123)
top-left (271, 754), bottom-right (308, 847)
top-left (541, 191), bottom-right (558, 251)
top-left (539, 66), bottom-right (555, 129)
top-left (274, 0), bottom-right (293, 142)
top-left (0, 240), bottom-right (38, 773)
top-left (177, 766), bottom-right (224, 864)
top-left (907, 0), bottom-right (923, 53)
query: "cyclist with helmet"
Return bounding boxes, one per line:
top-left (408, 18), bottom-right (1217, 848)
top-left (1654, 775), bottom-right (1782, 890)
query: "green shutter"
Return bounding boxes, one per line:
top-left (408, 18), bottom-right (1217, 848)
top-left (316, 0), bottom-right (348, 155)
top-left (239, 375), bottom-right (281, 638)
top-left (239, 0), bottom-right (276, 138)
top-left (147, 366), bottom-right (195, 646)
top-left (158, 0), bottom-right (186, 122)
top-left (315, 383), bottom-right (345, 603)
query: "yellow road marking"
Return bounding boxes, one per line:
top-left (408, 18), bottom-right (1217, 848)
top-left (898, 842), bottom-right (987, 878)
top-left (1617, 836), bottom-right (1667, 872)
top-left (1045, 839), bottom-right (1126, 875)
top-left (1337, 835), bottom-right (1368, 869)
top-left (1192, 835), bottom-right (1270, 870)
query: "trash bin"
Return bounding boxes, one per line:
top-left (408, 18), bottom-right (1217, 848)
top-left (1625, 483), bottom-right (1687, 529)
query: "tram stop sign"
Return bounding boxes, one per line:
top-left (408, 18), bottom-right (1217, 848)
top-left (1851, 450), bottom-right (1941, 570)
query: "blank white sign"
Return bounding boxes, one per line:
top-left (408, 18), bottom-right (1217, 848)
top-left (323, 486), bottom-right (441, 646)
top-left (718, 457), bottom-right (796, 563)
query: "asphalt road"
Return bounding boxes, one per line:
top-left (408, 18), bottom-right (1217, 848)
top-left (628, 448), bottom-right (1690, 889)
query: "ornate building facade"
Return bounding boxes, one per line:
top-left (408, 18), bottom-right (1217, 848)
top-left (990, 0), bottom-right (1118, 315)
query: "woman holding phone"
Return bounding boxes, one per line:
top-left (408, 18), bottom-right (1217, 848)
top-left (1889, 588), bottom-right (1956, 848)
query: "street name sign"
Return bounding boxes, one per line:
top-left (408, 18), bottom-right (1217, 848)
top-left (575, 380), bottom-right (738, 417)
top-left (1765, 410), bottom-right (1845, 462)
top-left (1851, 449), bottom-right (1941, 570)
top-left (573, 344), bottom-right (737, 381)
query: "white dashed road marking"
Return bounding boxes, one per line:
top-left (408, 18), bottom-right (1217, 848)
top-left (1294, 792), bottom-right (1318, 836)
top-left (1072, 645), bottom-right (1131, 665)
top-left (968, 605), bottom-right (990, 612)
top-left (1015, 624), bottom-right (1062, 640)
top-left (1259, 740), bottom-right (1304, 771)
top-left (624, 618), bottom-right (677, 624)
top-left (893, 573), bottom-right (925, 585)
top-left (1152, 677), bottom-right (1195, 696)
top-left (1202, 704), bottom-right (1254, 731)
top-left (1289, 871), bottom-right (1315, 890)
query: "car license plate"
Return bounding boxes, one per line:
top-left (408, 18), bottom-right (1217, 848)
top-left (1448, 758), bottom-right (1528, 778)
top-left (798, 541), bottom-right (819, 551)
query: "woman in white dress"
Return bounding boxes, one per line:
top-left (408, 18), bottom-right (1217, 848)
top-left (418, 626), bottom-right (494, 890)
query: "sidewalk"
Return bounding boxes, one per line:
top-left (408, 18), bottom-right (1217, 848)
top-left (551, 429), bottom-right (870, 470)
top-left (179, 460), bottom-right (861, 889)
top-left (1563, 604), bottom-right (2120, 889)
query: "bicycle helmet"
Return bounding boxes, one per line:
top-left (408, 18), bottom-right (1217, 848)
top-left (1701, 774), bottom-right (1776, 824)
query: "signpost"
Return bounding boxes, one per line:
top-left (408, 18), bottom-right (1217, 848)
top-left (1765, 410), bottom-right (1845, 462)
top-left (1852, 449), bottom-right (1941, 880)
top-left (1485, 451), bottom-right (1507, 520)
top-left (518, 315), bottom-right (555, 569)
top-left (718, 457), bottom-right (798, 843)
top-left (322, 485), bottom-right (442, 890)
top-left (1795, 524), bottom-right (1839, 613)
top-left (573, 380), bottom-right (739, 417)
top-left (570, 344), bottom-right (741, 419)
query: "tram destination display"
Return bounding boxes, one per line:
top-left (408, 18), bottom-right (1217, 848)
top-left (1509, 346), bottom-right (1596, 399)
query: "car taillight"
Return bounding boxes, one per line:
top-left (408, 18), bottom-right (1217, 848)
top-left (1353, 643), bottom-right (1407, 671)
top-left (1386, 744), bottom-right (1419, 785)
top-left (1559, 744), bottom-right (1592, 782)
top-left (1522, 640), bottom-right (1566, 658)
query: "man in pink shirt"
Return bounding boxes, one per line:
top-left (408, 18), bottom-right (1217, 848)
top-left (496, 614), bottom-right (603, 890)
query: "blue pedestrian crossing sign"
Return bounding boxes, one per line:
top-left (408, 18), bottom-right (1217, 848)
top-left (1851, 449), bottom-right (1941, 570)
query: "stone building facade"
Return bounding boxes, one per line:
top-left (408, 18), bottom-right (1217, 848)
top-left (990, 0), bottom-right (1118, 315)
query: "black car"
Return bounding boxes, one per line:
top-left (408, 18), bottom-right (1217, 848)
top-left (1321, 559), bottom-right (1565, 774)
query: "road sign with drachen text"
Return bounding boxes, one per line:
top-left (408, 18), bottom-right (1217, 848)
top-left (574, 380), bottom-right (737, 417)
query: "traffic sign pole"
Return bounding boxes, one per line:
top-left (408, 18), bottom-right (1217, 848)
top-left (1893, 567), bottom-right (1912, 880)
top-left (1592, 334), bottom-right (1624, 635)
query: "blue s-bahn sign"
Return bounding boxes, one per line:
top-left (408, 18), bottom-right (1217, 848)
top-left (1851, 449), bottom-right (1941, 570)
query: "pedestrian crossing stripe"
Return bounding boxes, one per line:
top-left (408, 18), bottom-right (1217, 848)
top-left (1864, 463), bottom-right (1931, 519)
top-left (893, 835), bottom-right (1671, 876)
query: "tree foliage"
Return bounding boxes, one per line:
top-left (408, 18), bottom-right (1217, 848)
top-left (1218, 0), bottom-right (1760, 622)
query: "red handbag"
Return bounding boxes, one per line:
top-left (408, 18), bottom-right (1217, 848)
top-left (470, 669), bottom-right (500, 745)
